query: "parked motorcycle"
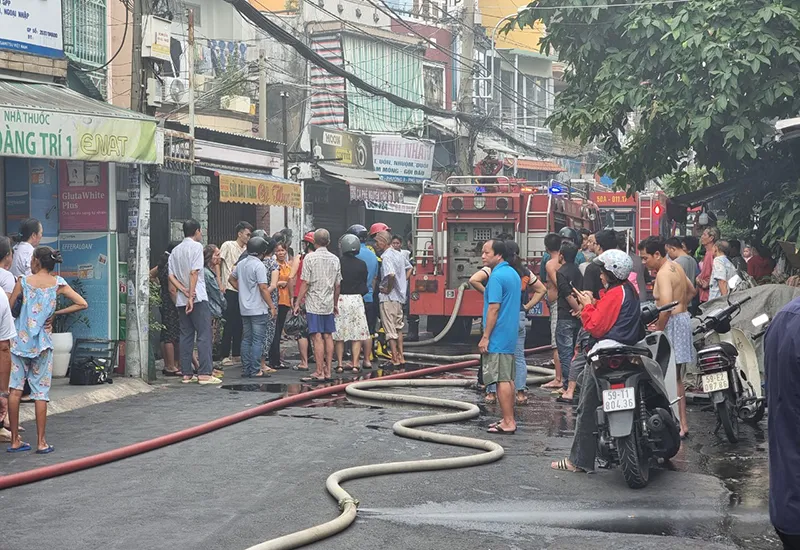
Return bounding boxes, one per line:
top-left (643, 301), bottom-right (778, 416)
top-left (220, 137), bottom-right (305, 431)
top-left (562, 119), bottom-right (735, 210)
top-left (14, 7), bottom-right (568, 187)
top-left (589, 301), bottom-right (682, 490)
top-left (692, 295), bottom-right (766, 443)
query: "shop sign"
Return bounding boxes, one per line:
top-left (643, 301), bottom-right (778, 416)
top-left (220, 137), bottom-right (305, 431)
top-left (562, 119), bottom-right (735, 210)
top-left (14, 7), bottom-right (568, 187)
top-left (364, 200), bottom-right (416, 214)
top-left (219, 173), bottom-right (302, 208)
top-left (591, 192), bottom-right (637, 207)
top-left (349, 185), bottom-right (403, 204)
top-left (0, 0), bottom-right (63, 58)
top-left (309, 125), bottom-right (373, 170)
top-left (0, 108), bottom-right (158, 163)
top-left (58, 161), bottom-right (109, 231)
top-left (372, 135), bottom-right (434, 183)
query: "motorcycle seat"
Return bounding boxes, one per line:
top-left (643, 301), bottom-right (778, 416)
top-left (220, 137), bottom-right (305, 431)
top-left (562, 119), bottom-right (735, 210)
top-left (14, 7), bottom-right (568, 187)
top-left (699, 341), bottom-right (738, 358)
top-left (592, 344), bottom-right (652, 358)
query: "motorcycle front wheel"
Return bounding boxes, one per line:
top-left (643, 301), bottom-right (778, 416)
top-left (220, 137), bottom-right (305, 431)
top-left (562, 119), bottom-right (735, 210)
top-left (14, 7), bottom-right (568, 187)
top-left (618, 432), bottom-right (650, 489)
top-left (717, 394), bottom-right (740, 443)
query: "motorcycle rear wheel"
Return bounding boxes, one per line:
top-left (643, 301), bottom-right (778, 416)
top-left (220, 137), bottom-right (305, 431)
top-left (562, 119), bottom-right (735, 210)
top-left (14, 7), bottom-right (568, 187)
top-left (618, 432), bottom-right (650, 489)
top-left (717, 395), bottom-right (740, 443)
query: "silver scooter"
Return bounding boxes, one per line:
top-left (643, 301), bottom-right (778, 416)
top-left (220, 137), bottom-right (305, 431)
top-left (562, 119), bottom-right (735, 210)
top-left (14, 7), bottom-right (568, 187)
top-left (590, 301), bottom-right (682, 489)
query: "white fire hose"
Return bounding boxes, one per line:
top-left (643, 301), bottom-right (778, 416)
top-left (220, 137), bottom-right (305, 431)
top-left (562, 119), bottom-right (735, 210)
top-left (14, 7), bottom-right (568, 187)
top-left (245, 378), bottom-right (504, 550)
top-left (404, 283), bottom-right (469, 348)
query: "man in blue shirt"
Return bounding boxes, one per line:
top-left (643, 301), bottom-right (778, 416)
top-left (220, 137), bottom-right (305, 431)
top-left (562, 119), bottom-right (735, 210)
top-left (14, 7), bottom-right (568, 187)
top-left (765, 297), bottom-right (800, 549)
top-left (479, 239), bottom-right (521, 435)
top-left (350, 224), bottom-right (380, 368)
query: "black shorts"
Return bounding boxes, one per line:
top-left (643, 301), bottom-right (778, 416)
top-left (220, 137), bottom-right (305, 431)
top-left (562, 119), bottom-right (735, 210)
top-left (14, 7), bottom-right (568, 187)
top-left (364, 300), bottom-right (377, 334)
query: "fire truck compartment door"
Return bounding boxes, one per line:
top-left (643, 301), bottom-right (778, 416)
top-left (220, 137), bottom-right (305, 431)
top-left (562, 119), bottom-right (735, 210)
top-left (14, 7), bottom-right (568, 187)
top-left (447, 223), bottom-right (514, 288)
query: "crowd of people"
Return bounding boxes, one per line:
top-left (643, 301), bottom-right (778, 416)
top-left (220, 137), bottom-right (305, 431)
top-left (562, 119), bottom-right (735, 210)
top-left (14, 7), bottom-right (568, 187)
top-left (148, 219), bottom-right (415, 386)
top-left (0, 218), bottom-right (89, 454)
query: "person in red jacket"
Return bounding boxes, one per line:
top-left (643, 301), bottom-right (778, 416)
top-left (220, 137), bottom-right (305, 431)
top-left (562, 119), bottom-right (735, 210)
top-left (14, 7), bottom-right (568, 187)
top-left (551, 249), bottom-right (642, 473)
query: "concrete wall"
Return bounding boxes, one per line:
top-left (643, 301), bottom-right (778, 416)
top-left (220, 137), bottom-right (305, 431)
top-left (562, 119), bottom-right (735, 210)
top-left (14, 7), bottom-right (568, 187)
top-left (109, 0), bottom-right (133, 108)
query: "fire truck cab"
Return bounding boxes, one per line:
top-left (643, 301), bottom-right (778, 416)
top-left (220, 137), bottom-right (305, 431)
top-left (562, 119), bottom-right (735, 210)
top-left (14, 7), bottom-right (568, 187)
top-left (590, 190), bottom-right (670, 244)
top-left (410, 177), bottom-right (601, 341)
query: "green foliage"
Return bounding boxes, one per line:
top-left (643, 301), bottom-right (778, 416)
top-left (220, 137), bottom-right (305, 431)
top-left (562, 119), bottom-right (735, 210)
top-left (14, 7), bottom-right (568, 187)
top-left (659, 166), bottom-right (719, 197)
top-left (760, 183), bottom-right (800, 247)
top-left (717, 219), bottom-right (753, 242)
top-left (508, 0), bottom-right (800, 193)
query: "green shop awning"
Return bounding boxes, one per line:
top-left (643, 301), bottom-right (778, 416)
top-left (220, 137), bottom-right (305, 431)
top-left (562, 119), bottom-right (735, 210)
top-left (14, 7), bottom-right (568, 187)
top-left (0, 79), bottom-right (158, 164)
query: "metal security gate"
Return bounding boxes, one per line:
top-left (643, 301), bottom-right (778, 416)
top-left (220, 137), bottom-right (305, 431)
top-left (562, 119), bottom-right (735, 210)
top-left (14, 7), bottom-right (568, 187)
top-left (305, 181), bottom-right (349, 247)
top-left (207, 181), bottom-right (256, 247)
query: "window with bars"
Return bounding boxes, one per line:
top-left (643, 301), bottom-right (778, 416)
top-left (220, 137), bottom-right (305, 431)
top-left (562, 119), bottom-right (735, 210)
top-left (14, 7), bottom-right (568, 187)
top-left (63, 0), bottom-right (107, 67)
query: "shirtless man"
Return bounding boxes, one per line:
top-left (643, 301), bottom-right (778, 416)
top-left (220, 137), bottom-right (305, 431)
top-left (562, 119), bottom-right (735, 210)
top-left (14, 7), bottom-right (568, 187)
top-left (640, 236), bottom-right (697, 438)
top-left (542, 233), bottom-right (564, 389)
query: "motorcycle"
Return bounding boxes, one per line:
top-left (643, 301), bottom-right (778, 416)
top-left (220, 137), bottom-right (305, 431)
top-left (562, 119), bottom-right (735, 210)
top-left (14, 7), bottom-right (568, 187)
top-left (692, 294), bottom-right (766, 443)
top-left (589, 301), bottom-right (682, 490)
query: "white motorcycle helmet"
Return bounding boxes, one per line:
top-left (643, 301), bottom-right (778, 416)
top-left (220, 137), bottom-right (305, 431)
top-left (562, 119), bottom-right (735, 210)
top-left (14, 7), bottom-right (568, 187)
top-left (594, 249), bottom-right (633, 281)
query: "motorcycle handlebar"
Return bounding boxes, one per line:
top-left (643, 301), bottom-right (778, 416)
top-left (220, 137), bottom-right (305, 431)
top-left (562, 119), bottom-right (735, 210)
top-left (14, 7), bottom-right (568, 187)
top-left (657, 301), bottom-right (679, 313)
top-left (693, 296), bottom-right (752, 335)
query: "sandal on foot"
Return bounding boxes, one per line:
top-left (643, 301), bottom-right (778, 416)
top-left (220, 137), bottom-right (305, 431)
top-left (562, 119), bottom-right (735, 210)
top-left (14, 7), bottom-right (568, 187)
top-left (556, 396), bottom-right (574, 404)
top-left (198, 377), bottom-right (223, 385)
top-left (335, 366), bottom-right (344, 374)
top-left (36, 445), bottom-right (55, 454)
top-left (516, 395), bottom-right (529, 405)
top-left (292, 365), bottom-right (310, 371)
top-left (484, 393), bottom-right (497, 404)
top-left (487, 425), bottom-right (516, 435)
top-left (551, 458), bottom-right (583, 472)
top-left (162, 369), bottom-right (181, 377)
top-left (182, 376), bottom-right (198, 384)
top-left (7, 442), bottom-right (31, 453)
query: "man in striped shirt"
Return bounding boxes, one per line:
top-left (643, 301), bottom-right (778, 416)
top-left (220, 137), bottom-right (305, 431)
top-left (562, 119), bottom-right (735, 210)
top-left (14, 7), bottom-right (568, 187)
top-left (294, 229), bottom-right (341, 380)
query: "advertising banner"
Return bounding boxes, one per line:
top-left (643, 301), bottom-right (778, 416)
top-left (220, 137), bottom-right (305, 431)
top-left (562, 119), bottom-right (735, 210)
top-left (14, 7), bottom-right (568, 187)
top-left (372, 135), bottom-right (434, 183)
top-left (58, 161), bottom-right (110, 231)
top-left (0, 0), bottom-right (63, 58)
top-left (308, 125), bottom-right (373, 170)
top-left (349, 185), bottom-right (403, 204)
top-left (58, 233), bottom-right (113, 340)
top-left (29, 158), bottom-right (59, 238)
top-left (0, 108), bottom-right (157, 163)
top-left (218, 172), bottom-right (302, 208)
top-left (4, 157), bottom-right (30, 235)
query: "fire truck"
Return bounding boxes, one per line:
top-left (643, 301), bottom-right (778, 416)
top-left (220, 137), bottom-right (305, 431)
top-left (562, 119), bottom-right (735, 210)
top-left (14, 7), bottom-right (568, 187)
top-left (410, 177), bottom-right (601, 341)
top-left (590, 190), bottom-right (670, 245)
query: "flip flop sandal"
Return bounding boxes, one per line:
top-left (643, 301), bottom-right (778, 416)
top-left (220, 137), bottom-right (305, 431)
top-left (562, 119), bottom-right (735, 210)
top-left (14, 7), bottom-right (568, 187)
top-left (351, 367), bottom-right (360, 373)
top-left (487, 425), bottom-right (516, 435)
top-left (551, 458), bottom-right (583, 472)
top-left (362, 363), bottom-right (373, 370)
top-left (292, 365), bottom-right (310, 371)
top-left (36, 445), bottom-right (55, 454)
top-left (555, 396), bottom-right (574, 405)
top-left (485, 394), bottom-right (497, 403)
top-left (516, 396), bottom-right (529, 405)
top-left (336, 367), bottom-right (344, 374)
top-left (162, 370), bottom-right (181, 377)
top-left (301, 375), bottom-right (326, 382)
top-left (550, 388), bottom-right (565, 396)
top-left (7, 442), bottom-right (31, 453)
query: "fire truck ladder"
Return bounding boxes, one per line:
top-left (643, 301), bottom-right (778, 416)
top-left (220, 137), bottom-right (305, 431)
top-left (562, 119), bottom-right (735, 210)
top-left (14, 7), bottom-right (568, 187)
top-left (414, 189), bottom-right (443, 276)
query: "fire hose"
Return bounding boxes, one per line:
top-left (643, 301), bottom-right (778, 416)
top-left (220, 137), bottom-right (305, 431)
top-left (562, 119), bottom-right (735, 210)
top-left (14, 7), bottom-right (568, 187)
top-left (0, 345), bottom-right (552, 493)
top-left (404, 283), bottom-right (469, 348)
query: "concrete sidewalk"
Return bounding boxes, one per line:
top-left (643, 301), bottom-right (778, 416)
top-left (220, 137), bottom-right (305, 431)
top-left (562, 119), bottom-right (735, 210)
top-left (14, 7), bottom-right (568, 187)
top-left (14, 376), bottom-right (154, 423)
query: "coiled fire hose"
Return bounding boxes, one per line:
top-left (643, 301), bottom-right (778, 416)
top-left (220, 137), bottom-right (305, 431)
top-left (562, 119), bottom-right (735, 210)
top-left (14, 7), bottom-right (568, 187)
top-left (245, 378), bottom-right (504, 550)
top-left (404, 283), bottom-right (469, 348)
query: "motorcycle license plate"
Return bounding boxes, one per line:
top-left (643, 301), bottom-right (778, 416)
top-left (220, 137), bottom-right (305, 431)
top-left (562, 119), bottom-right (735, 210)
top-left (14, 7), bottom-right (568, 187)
top-left (602, 387), bottom-right (636, 412)
top-left (702, 372), bottom-right (729, 393)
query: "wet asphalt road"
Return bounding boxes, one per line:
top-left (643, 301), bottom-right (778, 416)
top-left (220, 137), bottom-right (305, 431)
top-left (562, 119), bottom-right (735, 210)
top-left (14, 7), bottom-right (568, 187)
top-left (0, 347), bottom-right (779, 550)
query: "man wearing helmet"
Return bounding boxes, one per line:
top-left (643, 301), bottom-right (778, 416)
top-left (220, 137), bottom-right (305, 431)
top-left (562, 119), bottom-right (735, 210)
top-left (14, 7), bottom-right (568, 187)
top-left (640, 236), bottom-right (696, 438)
top-left (551, 249), bottom-right (643, 473)
top-left (228, 236), bottom-right (278, 378)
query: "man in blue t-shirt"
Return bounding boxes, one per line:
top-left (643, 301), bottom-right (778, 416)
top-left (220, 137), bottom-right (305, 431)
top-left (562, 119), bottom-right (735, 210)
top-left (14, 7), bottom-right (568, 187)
top-left (479, 239), bottom-right (521, 435)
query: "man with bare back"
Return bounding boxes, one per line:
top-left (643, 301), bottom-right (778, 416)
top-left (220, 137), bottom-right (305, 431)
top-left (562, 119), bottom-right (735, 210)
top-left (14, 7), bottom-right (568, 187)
top-left (640, 236), bottom-right (696, 439)
top-left (541, 233), bottom-right (564, 390)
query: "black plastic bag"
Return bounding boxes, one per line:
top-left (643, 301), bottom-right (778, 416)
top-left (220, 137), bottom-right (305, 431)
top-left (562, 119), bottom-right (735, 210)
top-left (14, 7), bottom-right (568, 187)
top-left (283, 311), bottom-right (307, 338)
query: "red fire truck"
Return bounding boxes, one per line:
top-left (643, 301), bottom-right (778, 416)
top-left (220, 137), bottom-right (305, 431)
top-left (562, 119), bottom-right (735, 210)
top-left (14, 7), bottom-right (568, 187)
top-left (590, 190), bottom-right (670, 245)
top-left (410, 177), bottom-right (601, 340)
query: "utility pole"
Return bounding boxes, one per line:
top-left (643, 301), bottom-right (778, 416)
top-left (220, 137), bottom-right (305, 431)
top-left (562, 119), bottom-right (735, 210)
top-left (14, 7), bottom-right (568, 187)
top-left (188, 8), bottom-right (195, 171)
top-left (259, 49), bottom-right (267, 139)
top-left (281, 90), bottom-right (289, 227)
top-left (126, 0), bottom-right (155, 381)
top-left (457, 0), bottom-right (476, 176)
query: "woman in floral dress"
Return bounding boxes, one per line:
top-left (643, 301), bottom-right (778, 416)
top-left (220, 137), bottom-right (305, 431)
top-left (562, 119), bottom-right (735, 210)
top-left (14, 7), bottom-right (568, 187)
top-left (259, 239), bottom-right (280, 375)
top-left (6, 246), bottom-right (87, 454)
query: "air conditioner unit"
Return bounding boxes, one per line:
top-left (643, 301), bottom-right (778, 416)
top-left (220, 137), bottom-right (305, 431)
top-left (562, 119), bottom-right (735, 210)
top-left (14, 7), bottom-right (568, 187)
top-left (162, 77), bottom-right (189, 105)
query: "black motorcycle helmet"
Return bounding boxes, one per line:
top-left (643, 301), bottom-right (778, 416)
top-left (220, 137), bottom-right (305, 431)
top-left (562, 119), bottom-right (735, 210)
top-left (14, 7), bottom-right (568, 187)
top-left (347, 224), bottom-right (369, 243)
top-left (251, 229), bottom-right (268, 240)
top-left (559, 227), bottom-right (581, 247)
top-left (247, 236), bottom-right (269, 257)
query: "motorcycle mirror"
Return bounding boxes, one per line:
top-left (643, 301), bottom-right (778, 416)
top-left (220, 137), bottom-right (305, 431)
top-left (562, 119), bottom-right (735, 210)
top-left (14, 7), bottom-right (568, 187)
top-left (752, 313), bottom-right (770, 328)
top-left (728, 274), bottom-right (742, 291)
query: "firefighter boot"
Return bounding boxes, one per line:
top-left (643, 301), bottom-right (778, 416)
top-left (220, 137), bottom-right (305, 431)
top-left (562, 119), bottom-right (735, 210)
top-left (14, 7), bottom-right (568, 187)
top-left (406, 316), bottom-right (420, 342)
